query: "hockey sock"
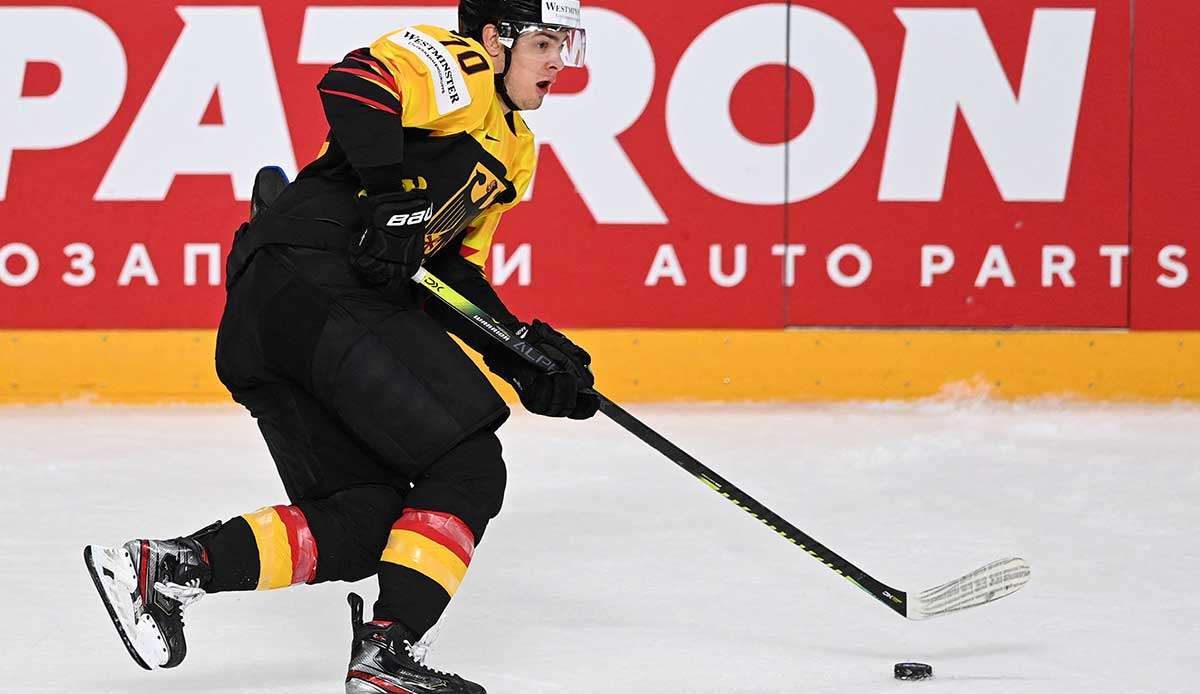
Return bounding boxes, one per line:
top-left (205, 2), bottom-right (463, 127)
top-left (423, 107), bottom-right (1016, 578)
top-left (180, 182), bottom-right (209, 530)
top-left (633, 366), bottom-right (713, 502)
top-left (202, 505), bottom-right (318, 593)
top-left (200, 517), bottom-right (258, 592)
top-left (375, 509), bottom-right (476, 636)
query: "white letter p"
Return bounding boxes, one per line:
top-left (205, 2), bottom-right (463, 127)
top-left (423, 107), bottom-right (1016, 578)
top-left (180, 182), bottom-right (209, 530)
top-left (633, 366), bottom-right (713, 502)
top-left (0, 8), bottom-right (126, 200)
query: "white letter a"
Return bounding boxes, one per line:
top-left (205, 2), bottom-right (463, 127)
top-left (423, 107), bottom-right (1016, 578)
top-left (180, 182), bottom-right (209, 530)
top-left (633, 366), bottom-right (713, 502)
top-left (645, 244), bottom-right (687, 286)
top-left (98, 7), bottom-right (296, 201)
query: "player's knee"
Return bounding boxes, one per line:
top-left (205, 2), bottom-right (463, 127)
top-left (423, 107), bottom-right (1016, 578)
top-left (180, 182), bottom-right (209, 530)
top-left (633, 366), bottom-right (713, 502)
top-left (407, 430), bottom-right (507, 541)
top-left (300, 484), bottom-right (406, 583)
top-left (462, 434), bottom-right (507, 522)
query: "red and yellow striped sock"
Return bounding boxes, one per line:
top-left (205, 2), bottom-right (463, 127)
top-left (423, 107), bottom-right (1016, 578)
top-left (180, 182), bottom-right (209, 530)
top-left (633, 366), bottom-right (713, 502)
top-left (381, 509), bottom-right (475, 597)
top-left (241, 505), bottom-right (319, 590)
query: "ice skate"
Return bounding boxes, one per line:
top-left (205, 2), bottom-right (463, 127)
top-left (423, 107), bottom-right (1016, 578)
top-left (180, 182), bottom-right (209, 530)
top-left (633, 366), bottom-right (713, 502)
top-left (83, 522), bottom-right (218, 670)
top-left (345, 593), bottom-right (485, 694)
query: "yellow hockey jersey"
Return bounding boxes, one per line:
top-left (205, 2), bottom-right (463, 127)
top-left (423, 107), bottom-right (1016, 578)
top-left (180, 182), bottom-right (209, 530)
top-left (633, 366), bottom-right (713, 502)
top-left (302, 25), bottom-right (536, 272)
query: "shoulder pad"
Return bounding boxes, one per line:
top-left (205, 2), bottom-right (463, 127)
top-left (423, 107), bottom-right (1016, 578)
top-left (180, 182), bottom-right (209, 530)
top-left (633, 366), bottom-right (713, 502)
top-left (372, 25), bottom-right (495, 126)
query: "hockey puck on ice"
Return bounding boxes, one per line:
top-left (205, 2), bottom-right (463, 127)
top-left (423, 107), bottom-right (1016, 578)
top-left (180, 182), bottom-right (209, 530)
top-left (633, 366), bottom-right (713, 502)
top-left (894, 663), bottom-right (933, 680)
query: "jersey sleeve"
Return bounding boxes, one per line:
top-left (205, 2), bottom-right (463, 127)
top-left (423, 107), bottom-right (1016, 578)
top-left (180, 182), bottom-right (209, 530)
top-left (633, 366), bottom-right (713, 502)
top-left (316, 47), bottom-right (407, 186)
top-left (315, 25), bottom-right (495, 192)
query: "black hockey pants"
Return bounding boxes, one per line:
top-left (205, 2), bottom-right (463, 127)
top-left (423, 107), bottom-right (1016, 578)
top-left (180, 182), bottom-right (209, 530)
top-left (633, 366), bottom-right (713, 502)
top-left (206, 178), bottom-right (510, 631)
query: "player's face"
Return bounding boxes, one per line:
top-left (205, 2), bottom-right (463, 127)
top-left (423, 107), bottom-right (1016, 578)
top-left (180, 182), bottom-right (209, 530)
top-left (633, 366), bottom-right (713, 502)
top-left (503, 30), bottom-right (567, 111)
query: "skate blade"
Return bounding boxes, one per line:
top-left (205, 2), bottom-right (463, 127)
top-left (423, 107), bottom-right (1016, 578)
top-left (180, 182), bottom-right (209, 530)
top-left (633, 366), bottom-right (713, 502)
top-left (83, 544), bottom-right (169, 670)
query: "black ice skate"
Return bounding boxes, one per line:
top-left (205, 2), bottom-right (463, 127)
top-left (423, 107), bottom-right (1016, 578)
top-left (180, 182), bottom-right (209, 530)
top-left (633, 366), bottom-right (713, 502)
top-left (83, 522), bottom-right (218, 670)
top-left (345, 593), bottom-right (486, 694)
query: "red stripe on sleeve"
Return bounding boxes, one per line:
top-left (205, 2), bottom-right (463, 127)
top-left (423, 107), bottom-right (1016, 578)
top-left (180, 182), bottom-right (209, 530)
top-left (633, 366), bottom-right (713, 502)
top-left (318, 88), bottom-right (399, 115)
top-left (347, 55), bottom-right (400, 93)
top-left (330, 67), bottom-right (400, 96)
top-left (273, 505), bottom-right (318, 585)
top-left (392, 510), bottom-right (475, 566)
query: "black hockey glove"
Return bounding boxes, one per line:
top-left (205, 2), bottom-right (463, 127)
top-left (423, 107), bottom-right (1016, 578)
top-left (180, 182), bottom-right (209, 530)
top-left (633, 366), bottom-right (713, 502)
top-left (349, 191), bottom-right (432, 293)
top-left (484, 320), bottom-right (600, 420)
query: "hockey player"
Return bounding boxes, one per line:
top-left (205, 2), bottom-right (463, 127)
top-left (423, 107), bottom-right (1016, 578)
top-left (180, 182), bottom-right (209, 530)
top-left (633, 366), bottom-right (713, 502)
top-left (83, 2), bottom-right (593, 692)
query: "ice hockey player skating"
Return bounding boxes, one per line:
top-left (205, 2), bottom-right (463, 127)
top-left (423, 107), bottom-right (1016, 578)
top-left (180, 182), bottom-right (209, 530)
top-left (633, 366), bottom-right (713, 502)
top-left (83, 2), bottom-right (591, 692)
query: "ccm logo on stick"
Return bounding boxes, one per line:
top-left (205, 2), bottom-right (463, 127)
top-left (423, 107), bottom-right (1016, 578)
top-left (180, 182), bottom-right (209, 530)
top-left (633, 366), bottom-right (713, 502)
top-left (386, 209), bottom-right (432, 227)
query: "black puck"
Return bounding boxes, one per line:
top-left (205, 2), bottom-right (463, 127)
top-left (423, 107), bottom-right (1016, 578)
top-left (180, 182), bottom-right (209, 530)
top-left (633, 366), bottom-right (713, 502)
top-left (894, 662), bottom-right (933, 680)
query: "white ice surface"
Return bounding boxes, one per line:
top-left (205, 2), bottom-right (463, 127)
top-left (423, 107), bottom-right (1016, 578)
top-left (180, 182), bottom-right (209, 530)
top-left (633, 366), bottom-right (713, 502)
top-left (2, 402), bottom-right (1198, 693)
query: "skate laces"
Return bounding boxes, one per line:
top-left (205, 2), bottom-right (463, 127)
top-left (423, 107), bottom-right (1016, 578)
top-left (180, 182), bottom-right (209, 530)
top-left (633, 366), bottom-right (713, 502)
top-left (405, 627), bottom-right (438, 665)
top-left (400, 629), bottom-right (458, 680)
top-left (153, 538), bottom-right (210, 612)
top-left (155, 580), bottom-right (206, 610)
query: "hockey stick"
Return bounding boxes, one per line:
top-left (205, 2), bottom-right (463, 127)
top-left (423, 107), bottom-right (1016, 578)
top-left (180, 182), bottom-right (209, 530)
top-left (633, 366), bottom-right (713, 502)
top-left (415, 267), bottom-right (1031, 619)
top-left (243, 166), bottom-right (1029, 618)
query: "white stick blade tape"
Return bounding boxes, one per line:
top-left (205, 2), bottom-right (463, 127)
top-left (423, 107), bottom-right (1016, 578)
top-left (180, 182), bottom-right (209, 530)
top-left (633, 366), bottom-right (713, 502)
top-left (909, 557), bottom-right (1032, 620)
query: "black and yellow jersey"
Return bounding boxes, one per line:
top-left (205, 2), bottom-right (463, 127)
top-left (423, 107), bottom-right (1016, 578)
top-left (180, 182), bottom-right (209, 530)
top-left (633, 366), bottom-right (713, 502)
top-left (299, 24), bottom-right (536, 273)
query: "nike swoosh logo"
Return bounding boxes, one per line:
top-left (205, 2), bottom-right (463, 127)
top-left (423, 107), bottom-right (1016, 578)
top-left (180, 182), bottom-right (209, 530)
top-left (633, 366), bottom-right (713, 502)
top-left (484, 134), bottom-right (500, 142)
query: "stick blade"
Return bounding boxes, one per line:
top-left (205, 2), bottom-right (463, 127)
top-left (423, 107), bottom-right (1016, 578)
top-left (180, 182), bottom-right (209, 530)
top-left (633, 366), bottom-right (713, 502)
top-left (907, 557), bottom-right (1031, 620)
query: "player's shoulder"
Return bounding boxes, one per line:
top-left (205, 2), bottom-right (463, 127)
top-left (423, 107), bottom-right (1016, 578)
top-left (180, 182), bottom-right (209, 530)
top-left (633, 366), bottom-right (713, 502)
top-left (370, 25), bottom-right (495, 127)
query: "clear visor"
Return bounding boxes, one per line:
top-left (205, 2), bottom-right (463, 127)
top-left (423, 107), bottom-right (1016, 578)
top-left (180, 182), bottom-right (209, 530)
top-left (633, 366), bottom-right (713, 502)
top-left (498, 22), bottom-right (587, 68)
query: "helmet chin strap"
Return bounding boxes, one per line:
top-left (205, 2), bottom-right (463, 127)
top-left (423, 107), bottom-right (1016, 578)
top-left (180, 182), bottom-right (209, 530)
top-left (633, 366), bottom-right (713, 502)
top-left (495, 44), bottom-right (522, 112)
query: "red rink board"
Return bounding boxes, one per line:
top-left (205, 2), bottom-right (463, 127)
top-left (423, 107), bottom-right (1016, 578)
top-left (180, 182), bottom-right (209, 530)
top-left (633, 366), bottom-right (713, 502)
top-left (1130, 0), bottom-right (1200, 329)
top-left (0, 1), bottom-right (1194, 329)
top-left (782, 0), bottom-right (1132, 328)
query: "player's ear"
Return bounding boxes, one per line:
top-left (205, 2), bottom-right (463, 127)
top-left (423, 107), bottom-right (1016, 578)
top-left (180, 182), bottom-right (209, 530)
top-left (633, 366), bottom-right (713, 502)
top-left (480, 24), bottom-right (505, 67)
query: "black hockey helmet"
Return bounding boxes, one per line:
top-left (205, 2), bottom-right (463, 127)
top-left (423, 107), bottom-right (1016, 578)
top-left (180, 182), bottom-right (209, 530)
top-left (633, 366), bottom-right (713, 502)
top-left (459, 0), bottom-right (586, 67)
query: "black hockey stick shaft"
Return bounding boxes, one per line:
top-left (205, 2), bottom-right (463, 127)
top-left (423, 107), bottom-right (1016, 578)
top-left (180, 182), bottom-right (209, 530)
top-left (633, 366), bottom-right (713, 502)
top-left (413, 268), bottom-right (908, 617)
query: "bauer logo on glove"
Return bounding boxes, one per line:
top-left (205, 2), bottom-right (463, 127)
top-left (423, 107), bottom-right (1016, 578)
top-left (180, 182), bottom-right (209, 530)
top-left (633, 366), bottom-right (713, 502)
top-left (349, 190), bottom-right (433, 289)
top-left (386, 208), bottom-right (434, 227)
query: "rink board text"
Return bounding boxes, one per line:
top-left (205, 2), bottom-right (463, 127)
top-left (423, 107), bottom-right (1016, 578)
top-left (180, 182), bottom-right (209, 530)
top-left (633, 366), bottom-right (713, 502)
top-left (0, 1), bottom-right (1196, 329)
